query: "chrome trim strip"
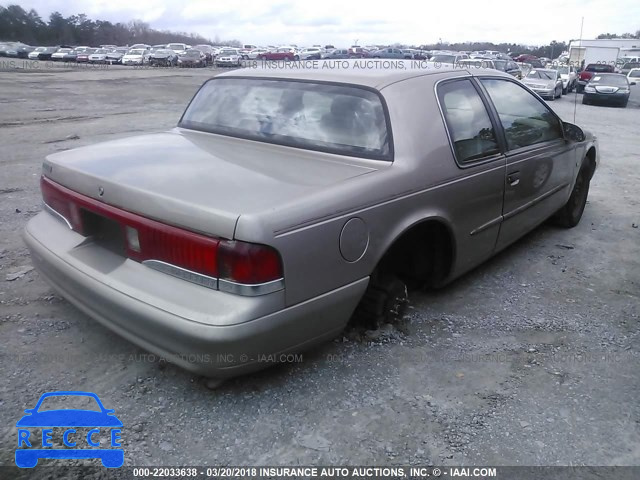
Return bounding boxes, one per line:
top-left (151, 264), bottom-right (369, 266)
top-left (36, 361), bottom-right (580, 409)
top-left (503, 182), bottom-right (569, 220)
top-left (218, 278), bottom-right (285, 296)
top-left (44, 203), bottom-right (73, 230)
top-left (142, 259), bottom-right (284, 296)
top-left (142, 260), bottom-right (218, 290)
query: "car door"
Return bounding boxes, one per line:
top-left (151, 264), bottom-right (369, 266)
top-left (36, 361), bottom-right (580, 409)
top-left (479, 77), bottom-right (574, 251)
top-left (436, 78), bottom-right (507, 270)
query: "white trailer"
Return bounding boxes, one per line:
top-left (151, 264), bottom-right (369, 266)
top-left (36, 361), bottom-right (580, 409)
top-left (569, 45), bottom-right (620, 68)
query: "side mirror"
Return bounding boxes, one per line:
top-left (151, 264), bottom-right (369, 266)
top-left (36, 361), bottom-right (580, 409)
top-left (631, 81), bottom-right (637, 86)
top-left (563, 122), bottom-right (585, 143)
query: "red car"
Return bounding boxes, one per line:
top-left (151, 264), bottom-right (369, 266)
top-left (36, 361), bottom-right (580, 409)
top-left (258, 47), bottom-right (299, 61)
top-left (76, 48), bottom-right (97, 63)
top-left (576, 63), bottom-right (615, 93)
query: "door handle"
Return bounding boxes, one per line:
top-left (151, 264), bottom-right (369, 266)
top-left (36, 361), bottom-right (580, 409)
top-left (508, 172), bottom-right (520, 186)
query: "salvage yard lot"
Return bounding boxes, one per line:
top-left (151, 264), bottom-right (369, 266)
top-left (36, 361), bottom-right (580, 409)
top-left (0, 64), bottom-right (639, 473)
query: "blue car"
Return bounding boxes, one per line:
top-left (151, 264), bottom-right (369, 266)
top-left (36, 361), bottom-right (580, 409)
top-left (15, 391), bottom-right (123, 468)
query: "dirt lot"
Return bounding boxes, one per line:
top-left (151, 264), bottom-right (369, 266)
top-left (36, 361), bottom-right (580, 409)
top-left (0, 62), bottom-right (639, 476)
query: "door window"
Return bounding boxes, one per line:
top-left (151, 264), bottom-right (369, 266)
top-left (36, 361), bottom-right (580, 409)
top-left (481, 79), bottom-right (563, 150)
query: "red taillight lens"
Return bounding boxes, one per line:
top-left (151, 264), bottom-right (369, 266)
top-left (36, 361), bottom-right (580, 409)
top-left (41, 176), bottom-right (84, 233)
top-left (127, 222), bottom-right (219, 278)
top-left (218, 240), bottom-right (283, 284)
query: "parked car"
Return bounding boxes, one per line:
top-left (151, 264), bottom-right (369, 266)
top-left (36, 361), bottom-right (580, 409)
top-left (627, 68), bottom-right (640, 83)
top-left (493, 59), bottom-right (523, 79)
top-left (178, 49), bottom-right (207, 68)
top-left (121, 48), bottom-right (149, 66)
top-left (299, 47), bottom-right (323, 60)
top-left (28, 47), bottom-right (49, 60)
top-left (76, 49), bottom-right (97, 63)
top-left (51, 48), bottom-right (74, 62)
top-left (429, 52), bottom-right (470, 65)
top-left (61, 48), bottom-right (80, 62)
top-left (371, 47), bottom-right (406, 59)
top-left (24, 68), bottom-right (597, 382)
top-left (247, 48), bottom-right (269, 60)
top-left (322, 48), bottom-right (350, 59)
top-left (553, 64), bottom-right (577, 93)
top-left (522, 68), bottom-right (563, 100)
top-left (106, 47), bottom-right (129, 65)
top-left (576, 63), bottom-right (615, 92)
top-left (6, 43), bottom-right (34, 58)
top-left (215, 48), bottom-right (242, 67)
top-left (88, 48), bottom-right (111, 64)
top-left (149, 49), bottom-right (178, 67)
top-left (166, 43), bottom-right (189, 55)
top-left (619, 62), bottom-right (640, 76)
top-left (582, 73), bottom-right (634, 107)
top-left (348, 47), bottom-right (370, 58)
top-left (192, 45), bottom-right (214, 65)
top-left (258, 47), bottom-right (299, 61)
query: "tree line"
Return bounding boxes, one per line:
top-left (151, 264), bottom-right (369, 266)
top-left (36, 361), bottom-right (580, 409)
top-left (0, 4), bottom-right (241, 47)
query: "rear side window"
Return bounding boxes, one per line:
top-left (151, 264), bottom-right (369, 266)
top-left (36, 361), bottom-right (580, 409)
top-left (180, 78), bottom-right (391, 160)
top-left (481, 79), bottom-right (563, 150)
top-left (438, 79), bottom-right (500, 163)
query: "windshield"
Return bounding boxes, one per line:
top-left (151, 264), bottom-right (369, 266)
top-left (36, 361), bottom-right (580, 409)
top-left (527, 70), bottom-right (555, 80)
top-left (94, 49), bottom-right (108, 54)
top-left (57, 48), bottom-right (72, 53)
top-left (220, 49), bottom-right (236, 55)
top-left (431, 54), bottom-right (456, 63)
top-left (556, 66), bottom-right (569, 74)
top-left (493, 60), bottom-right (507, 70)
top-left (590, 74), bottom-right (629, 87)
top-left (128, 49), bottom-right (145, 55)
top-left (155, 49), bottom-right (172, 55)
top-left (629, 70), bottom-right (640, 78)
top-left (167, 44), bottom-right (185, 50)
top-left (586, 64), bottom-right (613, 72)
top-left (180, 78), bottom-right (391, 160)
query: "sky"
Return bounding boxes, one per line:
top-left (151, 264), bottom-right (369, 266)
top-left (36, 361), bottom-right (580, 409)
top-left (10, 0), bottom-right (640, 47)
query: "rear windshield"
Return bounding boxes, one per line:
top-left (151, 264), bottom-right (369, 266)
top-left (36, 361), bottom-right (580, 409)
top-left (586, 64), bottom-right (613, 72)
top-left (180, 78), bottom-right (391, 160)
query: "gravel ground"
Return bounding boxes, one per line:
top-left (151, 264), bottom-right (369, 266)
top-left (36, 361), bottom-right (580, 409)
top-left (0, 62), bottom-right (639, 477)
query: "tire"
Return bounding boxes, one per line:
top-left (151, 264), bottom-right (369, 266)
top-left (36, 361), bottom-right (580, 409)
top-left (562, 86), bottom-right (568, 95)
top-left (552, 163), bottom-right (591, 228)
top-left (352, 274), bottom-right (408, 329)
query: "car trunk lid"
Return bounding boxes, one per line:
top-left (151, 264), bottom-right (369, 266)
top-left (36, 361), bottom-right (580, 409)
top-left (42, 129), bottom-right (379, 239)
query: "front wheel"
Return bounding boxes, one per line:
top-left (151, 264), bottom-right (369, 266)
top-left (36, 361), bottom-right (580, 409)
top-left (552, 163), bottom-right (591, 228)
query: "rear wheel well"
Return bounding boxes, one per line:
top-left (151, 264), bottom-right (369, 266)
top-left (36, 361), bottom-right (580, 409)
top-left (376, 220), bottom-right (454, 289)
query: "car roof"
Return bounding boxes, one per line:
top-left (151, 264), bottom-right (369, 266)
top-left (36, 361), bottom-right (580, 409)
top-left (219, 61), bottom-right (513, 89)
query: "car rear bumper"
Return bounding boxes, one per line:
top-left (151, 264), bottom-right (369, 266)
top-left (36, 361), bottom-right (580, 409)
top-left (24, 211), bottom-right (367, 378)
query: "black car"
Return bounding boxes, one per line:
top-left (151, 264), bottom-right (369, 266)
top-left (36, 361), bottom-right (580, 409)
top-left (192, 45), bottom-right (214, 65)
top-left (582, 73), bottom-right (634, 108)
top-left (149, 49), bottom-right (178, 67)
top-left (34, 46), bottom-right (58, 61)
top-left (6, 43), bottom-right (35, 58)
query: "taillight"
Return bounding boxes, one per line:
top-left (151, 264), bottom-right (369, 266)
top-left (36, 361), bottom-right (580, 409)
top-left (40, 176), bottom-right (283, 295)
top-left (218, 241), bottom-right (283, 285)
top-left (41, 176), bottom-right (84, 233)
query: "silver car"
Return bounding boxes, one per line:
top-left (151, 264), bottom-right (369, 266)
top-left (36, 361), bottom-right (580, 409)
top-left (522, 68), bottom-right (563, 100)
top-left (24, 64), bottom-right (598, 382)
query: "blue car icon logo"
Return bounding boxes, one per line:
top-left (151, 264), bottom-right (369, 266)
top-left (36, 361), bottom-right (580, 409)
top-left (15, 391), bottom-right (123, 468)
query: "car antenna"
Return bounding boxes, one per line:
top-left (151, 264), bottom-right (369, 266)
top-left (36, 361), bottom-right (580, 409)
top-left (574, 16), bottom-right (584, 124)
